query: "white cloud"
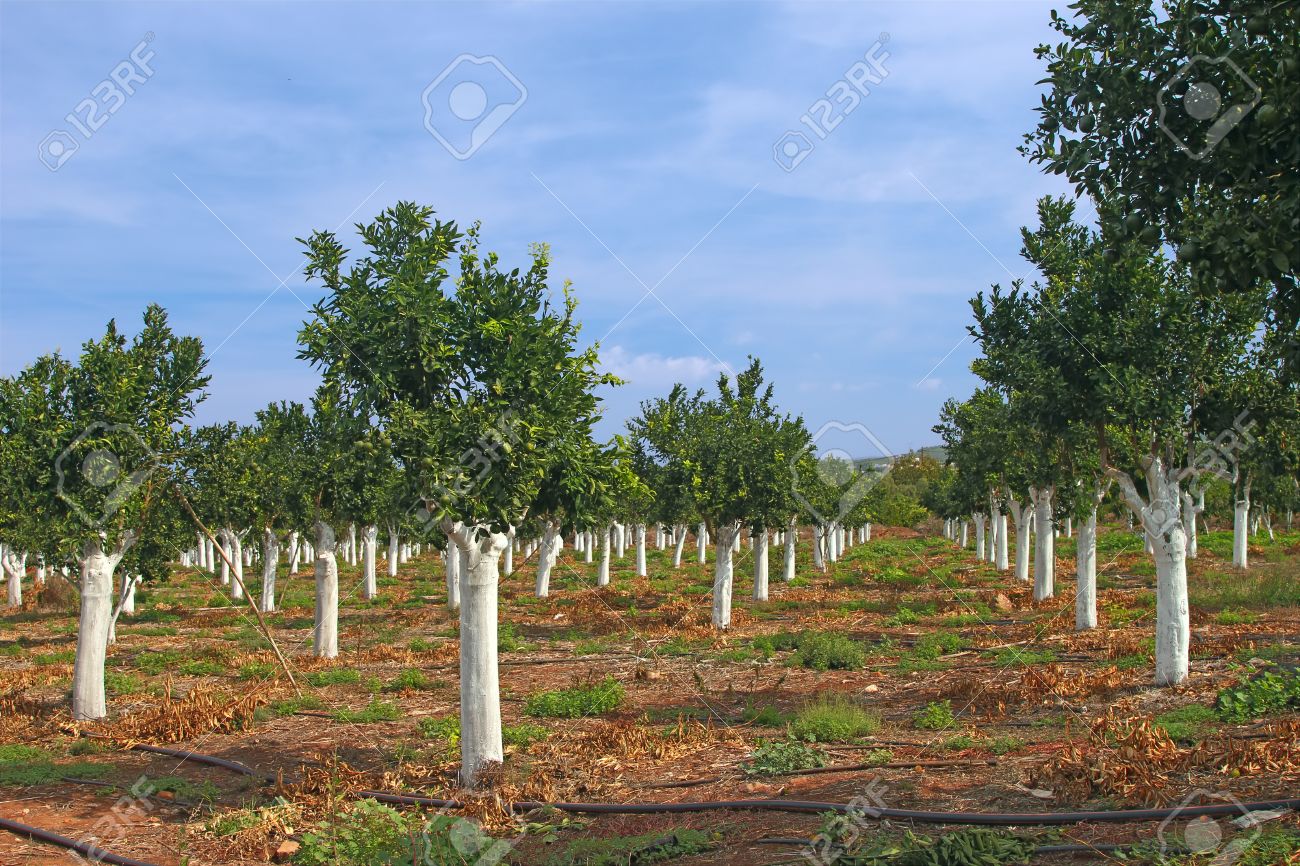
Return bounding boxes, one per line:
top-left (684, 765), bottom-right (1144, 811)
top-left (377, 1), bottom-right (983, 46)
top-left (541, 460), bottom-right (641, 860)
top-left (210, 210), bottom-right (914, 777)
top-left (601, 345), bottom-right (727, 389)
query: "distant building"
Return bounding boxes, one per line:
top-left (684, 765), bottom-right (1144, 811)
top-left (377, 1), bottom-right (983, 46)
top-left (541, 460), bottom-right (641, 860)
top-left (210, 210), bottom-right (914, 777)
top-left (854, 445), bottom-right (947, 472)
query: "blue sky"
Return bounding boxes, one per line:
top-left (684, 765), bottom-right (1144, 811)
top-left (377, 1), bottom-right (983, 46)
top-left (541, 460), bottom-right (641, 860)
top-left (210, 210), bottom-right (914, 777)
top-left (1, 0), bottom-right (1077, 458)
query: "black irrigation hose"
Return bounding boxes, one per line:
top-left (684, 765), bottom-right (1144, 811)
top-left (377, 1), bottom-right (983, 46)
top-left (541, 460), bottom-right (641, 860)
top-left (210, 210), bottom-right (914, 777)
top-left (0, 816), bottom-right (162, 866)
top-left (128, 743), bottom-right (277, 783)
top-left (751, 838), bottom-right (1196, 856)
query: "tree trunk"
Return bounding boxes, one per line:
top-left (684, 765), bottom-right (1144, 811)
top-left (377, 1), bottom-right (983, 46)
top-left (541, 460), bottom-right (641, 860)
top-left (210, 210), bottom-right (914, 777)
top-left (387, 524), bottom-right (399, 578)
top-left (446, 536), bottom-right (462, 610)
top-left (1007, 499), bottom-right (1030, 582)
top-left (219, 533), bottom-right (231, 585)
top-left (230, 532), bottom-right (244, 601)
top-left (1181, 491), bottom-right (1201, 559)
top-left (615, 523), bottom-right (626, 559)
top-left (260, 529), bottom-right (278, 613)
top-left (1232, 480), bottom-right (1250, 569)
top-left (811, 524), bottom-right (825, 571)
top-left (2, 549), bottom-right (21, 608)
top-left (784, 518), bottom-right (797, 582)
top-left (994, 512), bottom-right (1008, 571)
top-left (598, 525), bottom-right (611, 586)
top-left (454, 528), bottom-right (508, 787)
top-left (712, 524), bottom-right (739, 629)
top-left (672, 525), bottom-right (687, 568)
top-left (72, 535), bottom-right (131, 720)
top-left (959, 520), bottom-right (968, 548)
top-left (313, 522), bottom-right (339, 659)
top-left (1075, 507), bottom-right (1098, 630)
top-left (506, 528), bottom-right (517, 574)
top-left (988, 496), bottom-right (1001, 565)
top-left (973, 513), bottom-right (987, 561)
top-left (362, 524), bottom-right (378, 600)
top-left (635, 524), bottom-right (647, 577)
top-left (120, 570), bottom-right (136, 616)
top-left (697, 521), bottom-right (707, 564)
top-left (1030, 487), bottom-right (1055, 601)
top-left (753, 528), bottom-right (769, 601)
top-left (535, 519), bottom-right (559, 597)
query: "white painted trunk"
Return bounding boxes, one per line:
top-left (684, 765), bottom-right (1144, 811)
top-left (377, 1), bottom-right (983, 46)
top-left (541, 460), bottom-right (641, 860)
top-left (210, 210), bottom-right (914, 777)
top-left (582, 530), bottom-right (592, 564)
top-left (959, 520), bottom-right (967, 548)
top-left (535, 520), bottom-right (559, 597)
top-left (362, 525), bottom-right (378, 599)
top-left (635, 524), bottom-right (647, 577)
top-left (313, 522), bottom-right (339, 659)
top-left (120, 571), bottom-right (136, 615)
top-left (446, 539), bottom-right (462, 610)
top-left (811, 524), bottom-right (825, 571)
top-left (783, 519), bottom-right (797, 582)
top-left (230, 533), bottom-right (244, 601)
top-left (219, 534), bottom-right (231, 585)
top-left (753, 529), bottom-right (769, 601)
top-left (672, 525), bottom-right (687, 568)
top-left (453, 529), bottom-right (508, 786)
top-left (387, 525), bottom-right (399, 577)
top-left (1065, 516), bottom-right (1073, 538)
top-left (598, 525), bottom-right (611, 586)
top-left (2, 551), bottom-right (21, 608)
top-left (973, 514), bottom-right (987, 561)
top-left (72, 536), bottom-right (129, 720)
top-left (505, 528), bottom-right (516, 574)
top-left (260, 529), bottom-right (278, 613)
top-left (697, 521), bottom-right (707, 564)
top-left (1182, 491), bottom-right (1200, 559)
top-left (289, 530), bottom-right (301, 574)
top-left (615, 523), bottom-right (626, 559)
top-left (1031, 488), bottom-right (1055, 601)
top-left (1075, 508), bottom-right (1097, 630)
top-left (712, 524), bottom-right (738, 629)
top-left (994, 512), bottom-right (1008, 571)
top-left (347, 524), bottom-right (357, 567)
top-left (988, 500), bottom-right (1000, 564)
top-left (864, 523), bottom-right (871, 542)
top-left (1232, 493), bottom-right (1250, 569)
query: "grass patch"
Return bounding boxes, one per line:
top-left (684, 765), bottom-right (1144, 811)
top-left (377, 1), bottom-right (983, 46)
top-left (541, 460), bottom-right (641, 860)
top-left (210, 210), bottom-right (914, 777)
top-left (743, 739), bottom-right (825, 776)
top-left (543, 828), bottom-right (715, 866)
top-left (525, 677), bottom-right (624, 718)
top-left (788, 695), bottom-right (880, 743)
top-left (788, 631), bottom-right (866, 671)
top-left (305, 668), bottom-right (361, 688)
top-left (913, 700), bottom-right (956, 730)
top-left (332, 698), bottom-right (402, 723)
top-left (0, 745), bottom-right (112, 787)
top-left (1153, 704), bottom-right (1220, 742)
top-left (385, 668), bottom-right (439, 692)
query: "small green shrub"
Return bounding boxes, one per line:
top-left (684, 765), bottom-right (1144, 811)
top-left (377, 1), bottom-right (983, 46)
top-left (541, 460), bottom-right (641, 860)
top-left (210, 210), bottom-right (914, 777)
top-left (789, 695), bottom-right (880, 743)
top-left (913, 700), bottom-right (956, 730)
top-left (742, 739), bottom-right (825, 776)
top-left (942, 734), bottom-right (977, 751)
top-left (305, 668), bottom-right (361, 688)
top-left (178, 659), bottom-right (226, 677)
top-left (385, 668), bottom-right (434, 692)
top-left (989, 736), bottom-right (1023, 755)
top-left (332, 698), bottom-right (402, 723)
top-left (741, 701), bottom-right (788, 727)
top-left (865, 748), bottom-right (894, 766)
top-left (524, 677), bottom-right (624, 718)
top-left (1215, 608), bottom-right (1257, 625)
top-left (417, 715), bottom-right (459, 744)
top-left (502, 723), bottom-right (549, 748)
top-left (543, 828), bottom-right (714, 865)
top-left (237, 661), bottom-right (277, 680)
top-left (1215, 667), bottom-right (1300, 722)
top-left (912, 632), bottom-right (968, 661)
top-left (884, 607), bottom-right (921, 626)
top-left (297, 799), bottom-right (508, 866)
top-left (133, 650), bottom-right (183, 675)
top-left (789, 631), bottom-right (866, 671)
top-left (1154, 704), bottom-right (1220, 741)
top-left (408, 638), bottom-right (432, 652)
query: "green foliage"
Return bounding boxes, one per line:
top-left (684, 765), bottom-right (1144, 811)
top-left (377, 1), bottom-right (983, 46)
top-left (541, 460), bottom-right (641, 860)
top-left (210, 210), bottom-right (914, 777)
top-left (178, 658), bottom-right (227, 677)
top-left (305, 668), bottom-right (361, 688)
top-left (524, 677), bottom-right (624, 718)
top-left (912, 633), bottom-right (968, 661)
top-left (141, 775), bottom-right (220, 803)
top-left (1153, 705), bottom-right (1220, 742)
top-left (789, 695), bottom-right (880, 743)
top-left (788, 631), bottom-right (867, 671)
top-left (502, 723), bottom-right (549, 748)
top-left (913, 700), bottom-right (956, 731)
top-left (0, 745), bottom-right (112, 787)
top-left (1215, 667), bottom-right (1300, 723)
top-left (988, 736), bottom-right (1023, 755)
top-left (238, 661), bottom-right (277, 680)
top-left (742, 701), bottom-right (788, 727)
top-left (498, 621), bottom-right (529, 653)
top-left (133, 650), bottom-right (183, 675)
top-left (418, 715), bottom-right (459, 744)
top-left (297, 799), bottom-right (507, 866)
top-left (332, 698), bottom-right (402, 723)
top-left (543, 828), bottom-right (715, 866)
top-left (831, 827), bottom-right (1032, 865)
top-left (385, 668), bottom-right (435, 692)
top-left (884, 607), bottom-right (921, 626)
top-left (742, 739), bottom-right (825, 776)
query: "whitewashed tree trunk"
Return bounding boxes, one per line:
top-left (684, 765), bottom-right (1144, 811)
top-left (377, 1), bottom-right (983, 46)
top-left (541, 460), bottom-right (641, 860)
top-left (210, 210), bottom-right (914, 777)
top-left (582, 530), bottom-right (592, 564)
top-left (72, 534), bottom-right (132, 720)
top-left (988, 497), bottom-right (1000, 564)
top-left (615, 523), bottom-right (626, 559)
top-left (2, 548), bottom-right (22, 608)
top-left (230, 532), bottom-right (244, 601)
top-left (1116, 460), bottom-right (1189, 686)
top-left (783, 519), bottom-right (797, 582)
top-left (864, 523), bottom-right (871, 542)
top-left (313, 522), bottom-right (339, 659)
top-left (712, 523), bottom-right (739, 629)
top-left (387, 524), bottom-right (399, 577)
top-left (994, 512), bottom-right (1008, 571)
top-left (1232, 481), bottom-right (1251, 569)
top-left (505, 527), bottom-right (517, 574)
top-left (811, 524), bottom-right (826, 571)
top-left (346, 524), bottom-right (357, 567)
top-left (697, 521), bottom-right (707, 564)
top-left (973, 513), bottom-right (987, 561)
top-left (260, 528), bottom-right (278, 613)
top-left (445, 534), bottom-right (462, 610)
top-left (1182, 490), bottom-right (1202, 559)
top-left (35, 555), bottom-right (46, 589)
top-left (1009, 498), bottom-right (1031, 582)
top-left (535, 519), bottom-right (559, 597)
top-left (597, 525), bottom-right (611, 586)
top-left (362, 524), bottom-right (378, 599)
top-left (672, 525), bottom-right (687, 568)
top-left (959, 520), bottom-right (967, 548)
top-left (1076, 507), bottom-right (1098, 630)
top-left (1064, 516), bottom-right (1073, 538)
top-left (120, 570), bottom-right (136, 615)
top-left (289, 530), bottom-right (301, 575)
top-left (219, 532), bottom-right (231, 585)
top-left (753, 529), bottom-right (769, 601)
top-left (1030, 487), bottom-right (1055, 601)
top-left (635, 523), bottom-right (647, 577)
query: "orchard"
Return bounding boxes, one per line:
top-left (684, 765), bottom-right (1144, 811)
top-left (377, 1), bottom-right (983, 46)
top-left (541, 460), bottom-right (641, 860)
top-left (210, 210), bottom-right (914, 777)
top-left (2, 2), bottom-right (1299, 865)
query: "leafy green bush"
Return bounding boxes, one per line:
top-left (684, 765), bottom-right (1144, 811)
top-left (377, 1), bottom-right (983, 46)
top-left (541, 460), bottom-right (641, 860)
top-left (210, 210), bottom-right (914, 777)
top-left (305, 668), bottom-right (361, 687)
top-left (297, 799), bottom-right (509, 866)
top-left (237, 661), bottom-right (277, 680)
top-left (525, 677), bottom-right (624, 718)
top-left (789, 695), bottom-right (880, 742)
top-left (913, 700), bottom-right (956, 730)
top-left (418, 714), bottom-right (459, 743)
top-left (742, 739), bottom-right (825, 776)
top-left (332, 698), bottom-right (402, 723)
top-left (502, 723), bottom-right (549, 748)
top-left (789, 631), bottom-right (866, 671)
top-left (385, 668), bottom-right (435, 692)
top-left (1215, 667), bottom-right (1300, 722)
top-left (912, 633), bottom-right (967, 661)
top-left (884, 607), bottom-right (921, 626)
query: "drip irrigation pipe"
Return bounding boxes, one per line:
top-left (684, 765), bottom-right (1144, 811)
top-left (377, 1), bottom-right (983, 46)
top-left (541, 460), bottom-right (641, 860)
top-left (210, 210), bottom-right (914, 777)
top-left (128, 743), bottom-right (277, 783)
top-left (750, 837), bottom-right (1195, 856)
top-left (0, 816), bottom-right (162, 866)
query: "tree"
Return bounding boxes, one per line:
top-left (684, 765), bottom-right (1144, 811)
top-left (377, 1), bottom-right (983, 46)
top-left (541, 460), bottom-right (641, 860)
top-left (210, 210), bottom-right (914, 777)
top-left (298, 203), bottom-right (615, 786)
top-left (1021, 1), bottom-right (1297, 365)
top-left (246, 401), bottom-right (314, 612)
top-left (0, 306), bottom-right (207, 719)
